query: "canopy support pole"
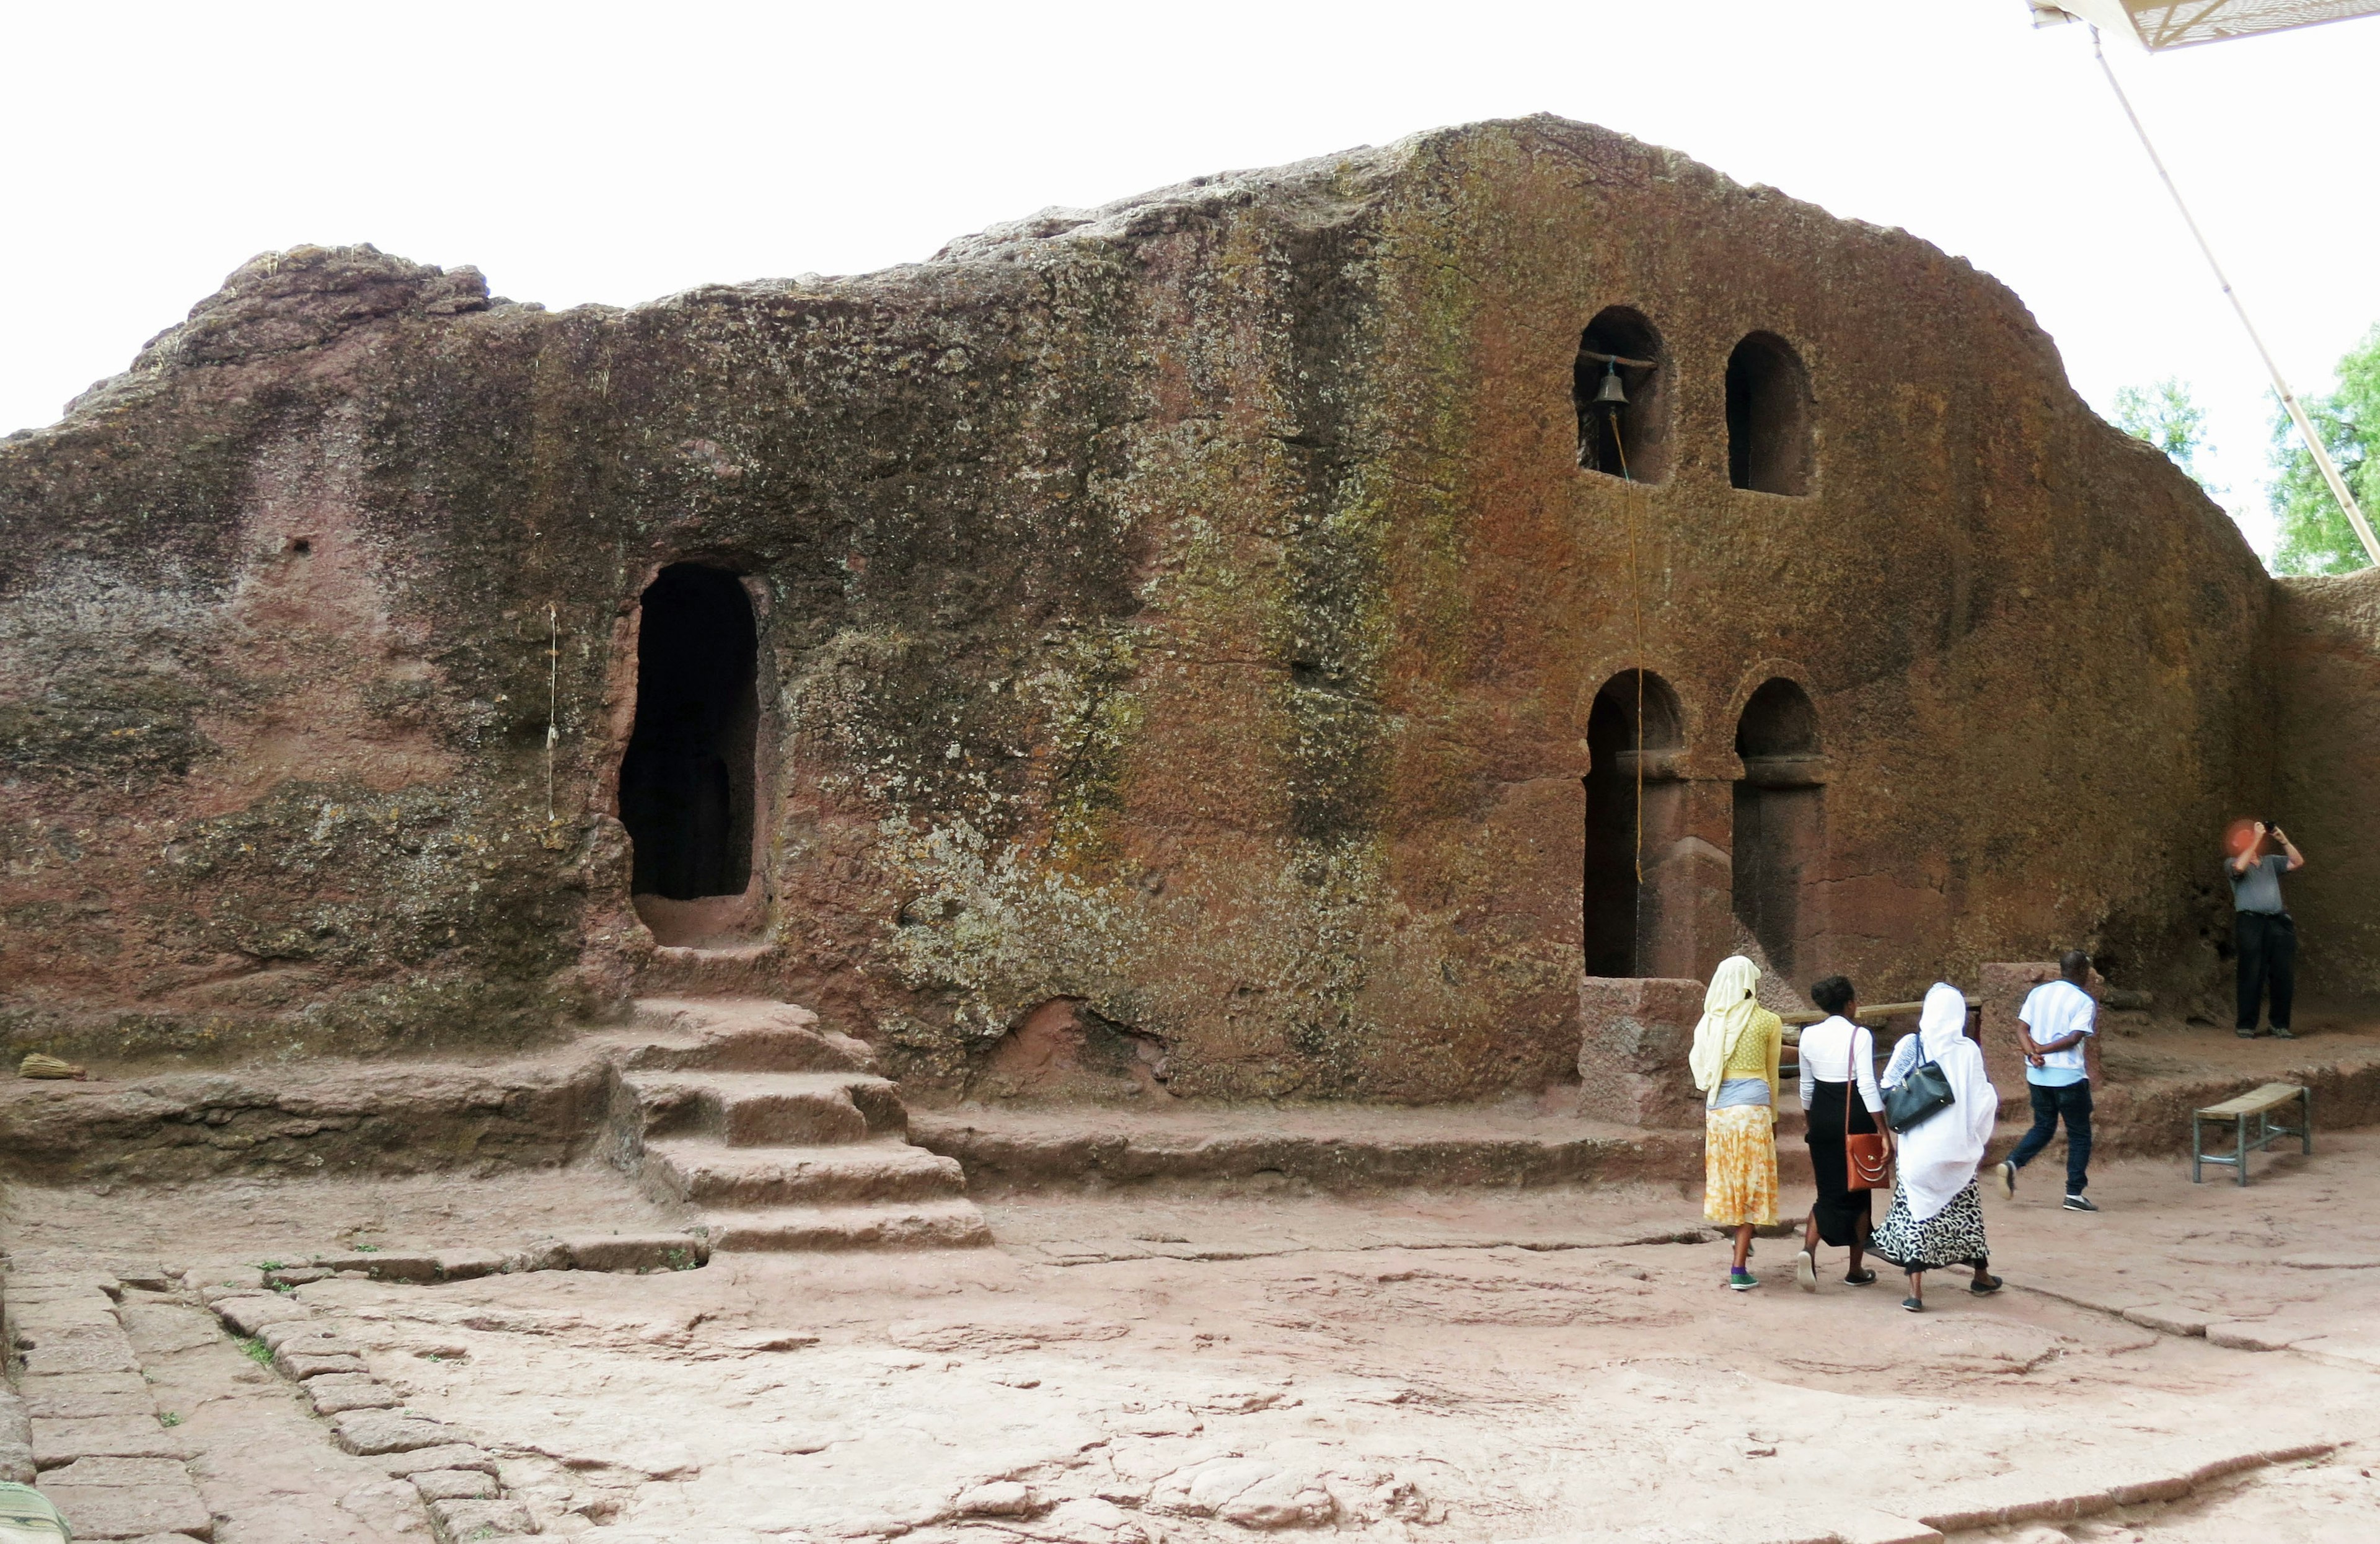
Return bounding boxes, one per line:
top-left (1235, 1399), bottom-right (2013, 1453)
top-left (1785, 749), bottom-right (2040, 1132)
top-left (2092, 25), bottom-right (2380, 567)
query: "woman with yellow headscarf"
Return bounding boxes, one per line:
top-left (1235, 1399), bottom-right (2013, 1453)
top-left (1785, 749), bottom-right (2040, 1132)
top-left (1689, 955), bottom-right (1782, 1289)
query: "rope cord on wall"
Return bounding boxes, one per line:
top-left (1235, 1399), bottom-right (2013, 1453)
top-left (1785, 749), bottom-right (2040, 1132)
top-left (546, 602), bottom-right (560, 823)
top-left (1612, 422), bottom-right (1644, 886)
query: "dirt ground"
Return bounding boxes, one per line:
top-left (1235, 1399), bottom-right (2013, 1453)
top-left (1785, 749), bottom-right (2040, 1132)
top-left (9, 1133), bottom-right (2380, 1544)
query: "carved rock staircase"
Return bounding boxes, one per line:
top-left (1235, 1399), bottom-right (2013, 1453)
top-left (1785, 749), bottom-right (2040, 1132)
top-left (593, 996), bottom-right (990, 1251)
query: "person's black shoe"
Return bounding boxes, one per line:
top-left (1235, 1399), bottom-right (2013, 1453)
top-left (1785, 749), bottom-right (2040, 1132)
top-left (2063, 1194), bottom-right (2099, 1212)
top-left (2236, 1028), bottom-right (2259, 1039)
top-left (1970, 1271), bottom-right (2004, 1295)
top-left (1844, 1269), bottom-right (1877, 1286)
top-left (1902, 1295), bottom-right (1924, 1313)
top-left (2273, 1026), bottom-right (2296, 1040)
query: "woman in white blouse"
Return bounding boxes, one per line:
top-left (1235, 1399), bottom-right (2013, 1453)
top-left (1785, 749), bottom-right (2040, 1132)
top-left (1792, 975), bottom-right (1890, 1291)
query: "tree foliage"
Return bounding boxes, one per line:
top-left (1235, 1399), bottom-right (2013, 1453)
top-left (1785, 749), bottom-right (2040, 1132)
top-left (2113, 376), bottom-right (2216, 493)
top-left (2270, 324), bottom-right (2379, 576)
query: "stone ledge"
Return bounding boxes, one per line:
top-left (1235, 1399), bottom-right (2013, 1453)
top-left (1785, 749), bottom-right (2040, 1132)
top-left (910, 1103), bottom-right (1702, 1193)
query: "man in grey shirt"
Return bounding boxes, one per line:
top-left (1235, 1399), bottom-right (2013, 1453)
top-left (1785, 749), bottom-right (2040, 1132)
top-left (2228, 820), bottom-right (2306, 1039)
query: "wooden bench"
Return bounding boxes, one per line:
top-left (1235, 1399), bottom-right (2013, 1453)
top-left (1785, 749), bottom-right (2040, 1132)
top-left (2192, 1082), bottom-right (2312, 1186)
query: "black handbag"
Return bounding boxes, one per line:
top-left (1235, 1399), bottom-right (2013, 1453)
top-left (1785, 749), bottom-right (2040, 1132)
top-left (1882, 1046), bottom-right (1957, 1133)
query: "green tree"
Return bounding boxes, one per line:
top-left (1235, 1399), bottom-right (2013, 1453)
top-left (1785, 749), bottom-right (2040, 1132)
top-left (2270, 324), bottom-right (2380, 576)
top-left (2113, 376), bottom-right (2217, 494)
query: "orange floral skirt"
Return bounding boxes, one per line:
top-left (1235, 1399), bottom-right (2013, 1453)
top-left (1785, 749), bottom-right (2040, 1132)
top-left (1703, 1105), bottom-right (1780, 1227)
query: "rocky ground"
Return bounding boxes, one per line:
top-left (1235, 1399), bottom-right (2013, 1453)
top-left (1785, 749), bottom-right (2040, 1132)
top-left (6, 1124), bottom-right (2380, 1543)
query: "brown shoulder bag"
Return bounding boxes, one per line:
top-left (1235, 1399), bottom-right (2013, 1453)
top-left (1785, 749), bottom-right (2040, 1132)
top-left (1841, 1027), bottom-right (1893, 1190)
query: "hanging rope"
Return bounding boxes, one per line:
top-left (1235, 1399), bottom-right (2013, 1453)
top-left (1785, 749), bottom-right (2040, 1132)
top-left (1611, 415), bottom-right (1645, 886)
top-left (545, 602), bottom-right (560, 823)
top-left (2091, 24), bottom-right (2379, 567)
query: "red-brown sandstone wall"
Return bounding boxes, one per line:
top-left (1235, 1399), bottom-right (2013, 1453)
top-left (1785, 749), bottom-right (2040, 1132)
top-left (2270, 568), bottom-right (2380, 1005)
top-left (0, 117), bottom-right (2279, 1095)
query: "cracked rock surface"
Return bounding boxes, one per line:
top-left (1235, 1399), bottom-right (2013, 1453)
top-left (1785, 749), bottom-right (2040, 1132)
top-left (11, 1142), bottom-right (2380, 1539)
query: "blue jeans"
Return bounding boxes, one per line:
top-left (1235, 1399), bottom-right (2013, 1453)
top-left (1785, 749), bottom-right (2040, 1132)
top-left (2010, 1080), bottom-right (2092, 1195)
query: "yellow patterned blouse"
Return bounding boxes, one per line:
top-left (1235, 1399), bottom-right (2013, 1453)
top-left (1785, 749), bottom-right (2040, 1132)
top-left (1718, 1009), bottom-right (1783, 1107)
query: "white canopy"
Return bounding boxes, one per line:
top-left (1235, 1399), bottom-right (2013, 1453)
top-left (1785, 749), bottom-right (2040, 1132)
top-left (2029, 0), bottom-right (2380, 49)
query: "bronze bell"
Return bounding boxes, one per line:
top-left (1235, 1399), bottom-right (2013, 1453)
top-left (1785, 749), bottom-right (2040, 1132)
top-left (1593, 361), bottom-right (1628, 407)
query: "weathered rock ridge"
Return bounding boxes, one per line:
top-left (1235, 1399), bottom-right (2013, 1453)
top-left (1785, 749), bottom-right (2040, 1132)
top-left (2, 115), bottom-right (2363, 1095)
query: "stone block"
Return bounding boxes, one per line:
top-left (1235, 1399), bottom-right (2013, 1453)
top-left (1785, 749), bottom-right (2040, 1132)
top-left (503, 1240), bottom-right (571, 1274)
top-left (426, 1498), bottom-right (536, 1540)
top-left (110, 1267), bottom-right (172, 1293)
top-left (7, 1302), bottom-right (123, 1333)
top-left (0, 1441), bottom-right (31, 1485)
top-left (2205, 1321), bottom-right (2294, 1352)
top-left (257, 1321), bottom-right (358, 1354)
top-left (37, 1456), bottom-right (211, 1540)
top-left (311, 1253), bottom-right (443, 1283)
top-left (19, 1374), bottom-right (152, 1419)
top-left (19, 1338), bottom-right (139, 1377)
top-left (0, 1389), bottom-right (30, 1449)
top-left (2120, 1305), bottom-right (2208, 1338)
top-left (275, 1348), bottom-right (368, 1380)
top-left (411, 1468), bottom-right (499, 1501)
top-left (304, 1375), bottom-right (400, 1415)
top-left (211, 1297), bottom-right (310, 1337)
top-left (195, 1276), bottom-right (263, 1304)
top-left (31, 1416), bottom-right (192, 1468)
top-left (429, 1249), bottom-right (511, 1281)
top-left (333, 1409), bottom-right (453, 1455)
top-left (379, 1444), bottom-right (496, 1478)
top-left (1576, 976), bottom-right (1707, 1129)
top-left (562, 1234), bottom-right (707, 1273)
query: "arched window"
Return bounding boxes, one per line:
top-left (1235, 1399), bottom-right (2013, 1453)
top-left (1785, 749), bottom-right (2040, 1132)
top-left (1583, 669), bottom-right (1683, 977)
top-left (1725, 332), bottom-right (1814, 496)
top-left (1575, 307), bottom-right (1670, 483)
top-left (1732, 678), bottom-right (1823, 976)
top-left (619, 564), bottom-right (760, 904)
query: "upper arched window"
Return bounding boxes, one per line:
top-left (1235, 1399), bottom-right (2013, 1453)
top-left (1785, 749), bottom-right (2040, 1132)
top-left (1575, 307), bottom-right (1669, 483)
top-left (1725, 332), bottom-right (1814, 496)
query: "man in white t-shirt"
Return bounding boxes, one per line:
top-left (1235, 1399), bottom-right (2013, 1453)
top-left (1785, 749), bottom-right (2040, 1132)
top-left (1993, 950), bottom-right (2099, 1212)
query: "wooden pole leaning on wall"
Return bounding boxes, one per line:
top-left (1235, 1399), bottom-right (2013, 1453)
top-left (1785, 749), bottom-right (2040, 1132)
top-left (2093, 27), bottom-right (2380, 567)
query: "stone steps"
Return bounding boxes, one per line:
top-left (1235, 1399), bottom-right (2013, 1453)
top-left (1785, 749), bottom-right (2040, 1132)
top-left (602, 995), bottom-right (878, 1074)
top-left (703, 1200), bottom-right (993, 1252)
top-left (602, 994), bottom-right (989, 1252)
top-left (619, 1069), bottom-right (906, 1147)
top-left (639, 1137), bottom-right (967, 1209)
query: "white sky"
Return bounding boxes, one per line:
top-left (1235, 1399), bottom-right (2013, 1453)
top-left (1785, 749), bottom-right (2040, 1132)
top-left (8, 1), bottom-right (2378, 561)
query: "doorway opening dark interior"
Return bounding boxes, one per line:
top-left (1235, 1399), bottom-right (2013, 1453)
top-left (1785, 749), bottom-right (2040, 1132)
top-left (1584, 669), bottom-right (1683, 977)
top-left (619, 564), bottom-right (759, 903)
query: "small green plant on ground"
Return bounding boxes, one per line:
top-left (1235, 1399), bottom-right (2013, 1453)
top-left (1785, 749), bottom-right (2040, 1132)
top-left (666, 1247), bottom-right (696, 1271)
top-left (157, 1411), bottom-right (182, 1428)
top-left (236, 1336), bottom-right (273, 1365)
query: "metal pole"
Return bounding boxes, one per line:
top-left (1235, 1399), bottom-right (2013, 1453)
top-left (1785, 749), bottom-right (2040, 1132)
top-left (2092, 27), bottom-right (2380, 568)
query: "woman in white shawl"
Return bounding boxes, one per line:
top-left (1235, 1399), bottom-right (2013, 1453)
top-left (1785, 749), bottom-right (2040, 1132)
top-left (1870, 982), bottom-right (2004, 1311)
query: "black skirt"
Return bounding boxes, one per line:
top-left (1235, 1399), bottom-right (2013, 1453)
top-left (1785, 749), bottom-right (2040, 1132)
top-left (1804, 1078), bottom-right (1877, 1248)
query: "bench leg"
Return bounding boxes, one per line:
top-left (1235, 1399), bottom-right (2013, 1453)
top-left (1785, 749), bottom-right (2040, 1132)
top-left (2192, 1114), bottom-right (2202, 1183)
top-left (2303, 1089), bottom-right (2314, 1156)
top-left (2238, 1108), bottom-right (2250, 1187)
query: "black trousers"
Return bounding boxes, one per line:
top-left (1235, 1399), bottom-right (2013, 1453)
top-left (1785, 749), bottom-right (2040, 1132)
top-left (2234, 911), bottom-right (2297, 1032)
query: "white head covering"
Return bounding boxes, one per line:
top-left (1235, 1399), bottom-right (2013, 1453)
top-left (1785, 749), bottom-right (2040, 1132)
top-left (1885, 982), bottom-right (2000, 1222)
top-left (1687, 956), bottom-right (1765, 1105)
